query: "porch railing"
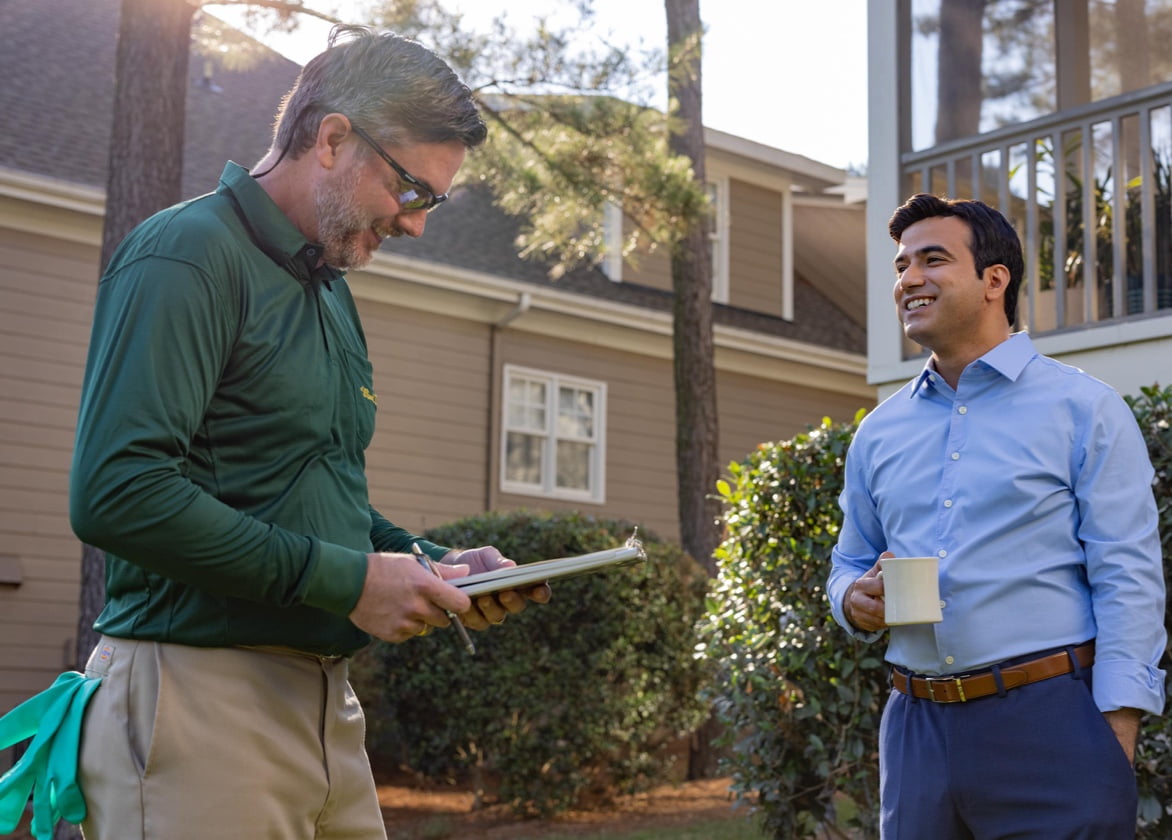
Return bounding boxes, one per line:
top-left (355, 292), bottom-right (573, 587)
top-left (902, 81), bottom-right (1172, 342)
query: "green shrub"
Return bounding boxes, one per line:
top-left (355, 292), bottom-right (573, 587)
top-left (699, 412), bottom-right (884, 839)
top-left (1124, 383), bottom-right (1172, 836)
top-left (350, 510), bottom-right (710, 817)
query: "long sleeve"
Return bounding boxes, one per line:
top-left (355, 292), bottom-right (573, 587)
top-left (70, 250), bottom-right (367, 618)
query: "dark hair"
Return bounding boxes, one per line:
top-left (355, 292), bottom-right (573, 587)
top-left (888, 193), bottom-right (1023, 326)
top-left (270, 25), bottom-right (487, 160)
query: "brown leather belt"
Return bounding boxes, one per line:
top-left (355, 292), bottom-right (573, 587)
top-left (891, 643), bottom-right (1094, 704)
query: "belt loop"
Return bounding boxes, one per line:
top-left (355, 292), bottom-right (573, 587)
top-left (990, 664), bottom-right (1008, 698)
top-left (1065, 645), bottom-right (1085, 681)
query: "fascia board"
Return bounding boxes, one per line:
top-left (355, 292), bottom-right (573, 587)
top-left (0, 167), bottom-right (104, 245)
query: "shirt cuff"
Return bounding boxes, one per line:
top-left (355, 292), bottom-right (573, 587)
top-left (415, 540), bottom-right (450, 563)
top-left (829, 584), bottom-right (885, 644)
top-left (1091, 658), bottom-right (1168, 715)
top-left (300, 541), bottom-right (369, 616)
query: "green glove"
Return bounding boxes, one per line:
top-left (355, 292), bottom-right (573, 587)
top-left (0, 671), bottom-right (101, 839)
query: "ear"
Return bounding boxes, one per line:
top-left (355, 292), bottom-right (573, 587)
top-left (983, 263), bottom-right (1010, 305)
top-left (313, 113), bottom-right (352, 170)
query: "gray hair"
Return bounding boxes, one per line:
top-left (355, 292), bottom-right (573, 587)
top-left (271, 25), bottom-right (487, 158)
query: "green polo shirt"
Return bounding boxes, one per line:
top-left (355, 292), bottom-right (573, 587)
top-left (69, 162), bottom-right (447, 656)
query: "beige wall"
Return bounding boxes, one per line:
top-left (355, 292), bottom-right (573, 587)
top-left (0, 227), bottom-right (97, 712)
top-left (716, 369), bottom-right (870, 473)
top-left (727, 179), bottom-right (785, 317)
top-left (362, 303), bottom-right (493, 534)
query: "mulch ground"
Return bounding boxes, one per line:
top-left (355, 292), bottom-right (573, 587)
top-left (379, 776), bottom-right (750, 839)
top-left (9, 777), bottom-right (751, 839)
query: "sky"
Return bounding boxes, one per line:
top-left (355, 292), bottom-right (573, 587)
top-left (212, 0), bottom-right (870, 171)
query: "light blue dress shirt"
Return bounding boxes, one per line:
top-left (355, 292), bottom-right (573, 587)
top-left (828, 332), bottom-right (1166, 715)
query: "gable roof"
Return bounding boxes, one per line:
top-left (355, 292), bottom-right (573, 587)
top-left (0, 0), bottom-right (864, 355)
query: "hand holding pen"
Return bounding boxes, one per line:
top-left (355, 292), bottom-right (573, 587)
top-left (412, 543), bottom-right (477, 655)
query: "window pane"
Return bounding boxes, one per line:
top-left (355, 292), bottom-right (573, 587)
top-left (1089, 0), bottom-right (1172, 101)
top-left (1154, 105), bottom-right (1172, 310)
top-left (555, 441), bottom-right (591, 491)
top-left (507, 377), bottom-right (547, 430)
top-left (505, 432), bottom-right (543, 484)
top-left (910, 0), bottom-right (1055, 152)
top-left (557, 387), bottom-right (594, 438)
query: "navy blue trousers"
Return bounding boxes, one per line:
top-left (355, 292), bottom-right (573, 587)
top-left (880, 652), bottom-right (1138, 839)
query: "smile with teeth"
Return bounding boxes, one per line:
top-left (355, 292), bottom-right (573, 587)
top-left (906, 297), bottom-right (935, 311)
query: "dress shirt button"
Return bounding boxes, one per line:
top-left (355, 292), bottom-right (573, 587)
top-left (943, 499), bottom-right (953, 508)
top-left (958, 405), bottom-right (968, 414)
top-left (951, 452), bottom-right (960, 460)
top-left (945, 656), bottom-right (955, 666)
top-left (938, 549), bottom-right (948, 558)
top-left (939, 600), bottom-right (947, 609)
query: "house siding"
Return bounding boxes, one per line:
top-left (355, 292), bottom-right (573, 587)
top-left (362, 302), bottom-right (493, 534)
top-left (716, 369), bottom-right (867, 471)
top-left (0, 226), bottom-right (97, 712)
top-left (727, 179), bottom-right (784, 318)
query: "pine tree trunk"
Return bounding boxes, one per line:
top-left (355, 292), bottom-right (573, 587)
top-left (64, 9), bottom-right (193, 836)
top-left (73, 0), bottom-right (194, 671)
top-left (665, 0), bottom-right (722, 781)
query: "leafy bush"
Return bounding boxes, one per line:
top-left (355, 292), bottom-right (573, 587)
top-left (699, 412), bottom-right (884, 839)
top-left (350, 510), bottom-right (710, 817)
top-left (1124, 383), bottom-right (1172, 836)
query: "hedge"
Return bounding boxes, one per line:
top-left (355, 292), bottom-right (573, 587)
top-left (350, 510), bottom-right (710, 816)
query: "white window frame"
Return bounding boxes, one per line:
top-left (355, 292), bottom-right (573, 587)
top-left (707, 176), bottom-right (730, 303)
top-left (500, 365), bottom-right (607, 504)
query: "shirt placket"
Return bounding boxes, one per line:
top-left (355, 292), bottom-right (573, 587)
top-left (933, 381), bottom-right (968, 670)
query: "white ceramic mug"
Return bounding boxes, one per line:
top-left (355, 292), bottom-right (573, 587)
top-left (879, 555), bottom-right (943, 625)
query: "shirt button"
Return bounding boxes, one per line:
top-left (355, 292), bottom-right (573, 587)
top-left (943, 499), bottom-right (953, 508)
top-left (945, 656), bottom-right (955, 666)
top-left (958, 405), bottom-right (968, 414)
top-left (939, 600), bottom-right (947, 609)
top-left (951, 452), bottom-right (960, 460)
top-left (938, 549), bottom-right (948, 558)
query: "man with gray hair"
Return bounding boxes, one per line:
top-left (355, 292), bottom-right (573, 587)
top-left (68, 26), bottom-right (548, 839)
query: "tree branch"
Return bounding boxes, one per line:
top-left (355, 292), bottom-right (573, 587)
top-left (200, 0), bottom-right (343, 26)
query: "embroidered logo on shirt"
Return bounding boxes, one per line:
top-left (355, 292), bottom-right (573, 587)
top-left (361, 386), bottom-right (378, 406)
top-left (98, 644), bottom-right (114, 663)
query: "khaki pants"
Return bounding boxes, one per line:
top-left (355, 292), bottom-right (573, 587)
top-left (78, 637), bottom-right (387, 840)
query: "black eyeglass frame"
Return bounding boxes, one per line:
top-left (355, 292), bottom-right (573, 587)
top-left (348, 122), bottom-right (448, 213)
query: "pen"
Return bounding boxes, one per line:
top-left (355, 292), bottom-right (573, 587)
top-left (412, 542), bottom-right (476, 655)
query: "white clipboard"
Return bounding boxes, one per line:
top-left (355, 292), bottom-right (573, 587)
top-left (453, 534), bottom-right (646, 597)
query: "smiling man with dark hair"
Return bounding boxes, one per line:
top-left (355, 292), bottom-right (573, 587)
top-left (828, 193), bottom-right (1165, 838)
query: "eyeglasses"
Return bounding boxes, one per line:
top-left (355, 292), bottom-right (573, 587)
top-left (348, 122), bottom-right (449, 213)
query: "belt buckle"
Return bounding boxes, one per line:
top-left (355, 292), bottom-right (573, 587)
top-left (926, 675), bottom-right (968, 703)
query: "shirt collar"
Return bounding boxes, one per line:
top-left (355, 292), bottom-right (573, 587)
top-left (909, 332), bottom-right (1037, 398)
top-left (216, 161), bottom-right (342, 289)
